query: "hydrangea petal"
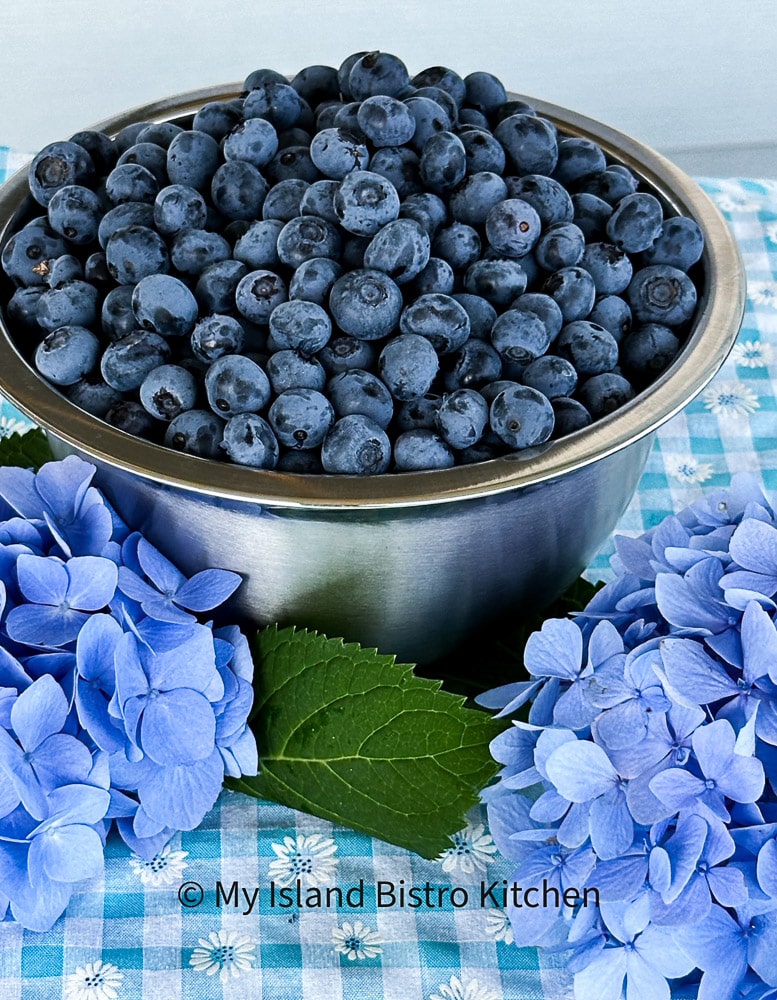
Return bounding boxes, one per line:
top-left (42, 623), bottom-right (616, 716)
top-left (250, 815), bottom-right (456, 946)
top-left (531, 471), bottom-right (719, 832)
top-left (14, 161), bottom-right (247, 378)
top-left (173, 569), bottom-right (242, 612)
top-left (140, 689), bottom-right (216, 766)
top-left (64, 557), bottom-right (118, 611)
top-left (29, 733), bottom-right (93, 790)
top-left (545, 740), bottom-right (617, 802)
top-left (524, 618), bottom-right (584, 680)
top-left (76, 613), bottom-right (122, 686)
top-left (663, 815), bottom-right (707, 903)
top-left (6, 603), bottom-right (89, 648)
top-left (590, 787), bottom-right (633, 860)
top-left (137, 748), bottom-right (223, 830)
top-left (746, 913), bottom-right (777, 989)
top-left (660, 637), bottom-right (738, 705)
top-left (708, 865), bottom-right (747, 907)
top-left (553, 679), bottom-right (598, 730)
top-left (0, 728), bottom-right (47, 820)
top-left (594, 856), bottom-right (647, 902)
top-left (742, 601), bottom-right (777, 684)
top-left (730, 519), bottom-right (777, 577)
top-left (623, 949), bottom-right (671, 1000)
top-left (476, 680), bottom-right (542, 717)
top-left (10, 674), bottom-right (67, 751)
top-left (28, 824), bottom-right (104, 883)
top-left (15, 554), bottom-right (67, 606)
top-left (595, 699), bottom-right (649, 751)
top-left (557, 800), bottom-right (591, 848)
top-left (219, 727), bottom-right (258, 778)
top-left (572, 948), bottom-right (627, 1000)
top-left (136, 538), bottom-right (186, 595)
top-left (649, 767), bottom-right (705, 812)
top-left (0, 467), bottom-right (42, 520)
top-left (757, 839), bottom-right (777, 897)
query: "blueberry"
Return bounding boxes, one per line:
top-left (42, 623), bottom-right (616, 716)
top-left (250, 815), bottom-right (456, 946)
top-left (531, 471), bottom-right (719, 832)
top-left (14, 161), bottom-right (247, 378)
top-left (101, 331), bottom-right (171, 391)
top-left (84, 252), bottom-right (111, 285)
top-left (193, 100), bottom-right (244, 141)
top-left (1, 221), bottom-right (68, 287)
top-left (115, 122), bottom-right (153, 154)
top-left (348, 51), bottom-right (410, 100)
top-left (333, 102), bottom-right (366, 137)
top-left (299, 180), bottom-right (341, 224)
top-left (463, 259), bottom-right (527, 306)
top-left (620, 323), bottom-right (681, 379)
top-left (243, 82), bottom-right (304, 129)
top-left (191, 315), bottom-right (246, 363)
top-left (400, 293), bottom-right (470, 354)
top-left (243, 67), bottom-right (289, 91)
top-left (394, 429), bottom-right (454, 470)
top-left (223, 117), bottom-right (279, 168)
top-left (578, 165), bottom-right (639, 206)
top-left (29, 141), bottom-right (95, 207)
top-left (494, 115), bottom-right (558, 176)
top-left (410, 257), bottom-right (455, 296)
top-left (395, 395), bottom-right (442, 432)
top-left (195, 260), bottom-right (248, 314)
top-left (66, 375), bottom-right (123, 419)
top-left (449, 172), bottom-right (508, 226)
top-left (363, 218), bottom-right (430, 284)
top-left (139, 364), bottom-right (198, 421)
top-left (577, 372), bottom-right (635, 418)
top-left (459, 128), bottom-right (506, 174)
top-left (166, 130), bottom-right (221, 192)
top-left (486, 199), bottom-right (542, 258)
top-left (551, 396), bottom-right (592, 437)
top-left (419, 131), bottom-right (466, 192)
top-left (290, 64), bottom-right (340, 108)
top-left (334, 170), bottom-right (400, 236)
top-left (436, 389), bottom-right (489, 449)
top-left (41, 255), bottom-right (85, 290)
top-left (153, 184), bottom-right (208, 235)
top-left (101, 285), bottom-right (137, 341)
top-left (368, 147), bottom-right (422, 199)
top-left (97, 202), bottom-right (155, 249)
top-left (451, 293), bottom-right (497, 340)
top-left (432, 222), bottom-right (481, 270)
top-left (170, 229), bottom-right (231, 276)
top-left (265, 146), bottom-right (320, 185)
top-left (105, 162), bottom-right (159, 205)
top-left (117, 142), bottom-right (169, 185)
top-left (572, 193), bottom-right (613, 242)
top-left (262, 178), bottom-right (311, 221)
top-left (210, 160), bottom-right (268, 221)
top-left (269, 299), bottom-right (332, 356)
top-left (316, 335), bottom-right (376, 376)
top-left (6, 286), bottom-right (46, 334)
top-left (341, 236), bottom-right (371, 269)
top-left (289, 257), bottom-right (343, 305)
top-left (69, 130), bottom-right (117, 175)
top-left (164, 409), bottom-right (225, 458)
top-left (580, 242), bottom-right (634, 294)
top-left (236, 269), bottom-right (288, 324)
top-left (412, 86), bottom-right (458, 124)
top-left (268, 388), bottom-right (334, 449)
top-left (489, 384), bottom-right (555, 449)
top-left (542, 266), bottom-right (597, 323)
top-left (277, 215), bottom-right (342, 267)
top-left (321, 414), bottom-right (391, 475)
top-left (106, 400), bottom-right (158, 438)
top-left (135, 122), bottom-right (184, 149)
top-left (463, 71), bottom-right (507, 116)
top-left (589, 295), bottom-right (632, 342)
top-left (642, 216), bottom-right (704, 271)
top-left (266, 349), bottom-right (327, 393)
top-left (233, 220), bottom-right (284, 270)
top-left (221, 413), bottom-right (279, 468)
top-left (132, 273), bottom-right (198, 337)
top-left (36, 280), bottom-right (99, 331)
top-left (627, 264), bottom-right (697, 326)
top-left (399, 192), bottom-right (448, 236)
top-left (535, 223), bottom-right (586, 271)
top-left (359, 96), bottom-right (417, 148)
top-left (205, 354), bottom-right (271, 416)
top-left (490, 309), bottom-right (551, 366)
top-left (555, 321), bottom-right (619, 376)
top-left (327, 369), bottom-right (394, 428)
top-left (378, 334), bottom-right (439, 400)
top-left (606, 192), bottom-right (664, 253)
top-left (403, 96), bottom-right (452, 154)
top-left (552, 138), bottom-right (607, 187)
top-left (329, 269), bottom-right (402, 340)
top-left (411, 65), bottom-right (466, 107)
top-left (506, 175), bottom-right (574, 227)
top-left (47, 185), bottom-right (102, 244)
top-left (521, 355), bottom-right (578, 399)
top-left (106, 225), bottom-right (169, 285)
top-left (35, 325), bottom-right (101, 386)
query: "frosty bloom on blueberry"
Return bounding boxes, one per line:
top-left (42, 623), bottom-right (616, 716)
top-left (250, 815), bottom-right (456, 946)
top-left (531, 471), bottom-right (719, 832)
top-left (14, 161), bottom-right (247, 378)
top-left (2, 51), bottom-right (705, 473)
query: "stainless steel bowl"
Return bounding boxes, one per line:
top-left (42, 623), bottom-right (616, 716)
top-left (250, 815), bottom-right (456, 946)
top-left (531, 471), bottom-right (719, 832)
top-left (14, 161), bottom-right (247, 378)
top-left (0, 86), bottom-right (745, 663)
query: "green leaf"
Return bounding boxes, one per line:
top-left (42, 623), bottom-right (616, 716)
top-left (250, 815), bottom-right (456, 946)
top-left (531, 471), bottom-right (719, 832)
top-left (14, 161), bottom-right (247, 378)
top-left (0, 428), bottom-right (52, 471)
top-left (228, 625), bottom-right (507, 858)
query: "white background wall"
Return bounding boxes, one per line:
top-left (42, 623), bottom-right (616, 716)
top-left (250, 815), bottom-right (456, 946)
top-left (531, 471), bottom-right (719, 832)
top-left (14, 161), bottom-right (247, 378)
top-left (1, 0), bottom-right (775, 176)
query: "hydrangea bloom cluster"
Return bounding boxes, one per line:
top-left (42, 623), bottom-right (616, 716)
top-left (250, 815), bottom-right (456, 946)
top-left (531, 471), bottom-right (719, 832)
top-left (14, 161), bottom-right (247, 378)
top-left (0, 455), bottom-right (257, 930)
top-left (479, 475), bottom-right (777, 1000)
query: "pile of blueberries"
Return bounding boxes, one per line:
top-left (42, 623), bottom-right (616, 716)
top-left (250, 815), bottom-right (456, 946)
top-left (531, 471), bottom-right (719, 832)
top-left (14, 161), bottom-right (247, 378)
top-left (1, 52), bottom-right (704, 474)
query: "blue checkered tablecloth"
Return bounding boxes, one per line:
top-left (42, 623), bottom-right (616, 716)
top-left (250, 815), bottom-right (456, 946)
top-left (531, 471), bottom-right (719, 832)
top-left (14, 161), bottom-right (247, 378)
top-left (0, 147), bottom-right (776, 999)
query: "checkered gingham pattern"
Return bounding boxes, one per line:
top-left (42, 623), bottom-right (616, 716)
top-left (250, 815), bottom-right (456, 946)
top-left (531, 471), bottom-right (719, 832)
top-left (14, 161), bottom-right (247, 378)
top-left (0, 148), bottom-right (775, 999)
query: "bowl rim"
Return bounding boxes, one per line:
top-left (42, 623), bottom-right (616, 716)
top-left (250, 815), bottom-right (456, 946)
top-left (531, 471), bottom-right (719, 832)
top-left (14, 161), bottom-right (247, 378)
top-left (0, 84), bottom-right (746, 510)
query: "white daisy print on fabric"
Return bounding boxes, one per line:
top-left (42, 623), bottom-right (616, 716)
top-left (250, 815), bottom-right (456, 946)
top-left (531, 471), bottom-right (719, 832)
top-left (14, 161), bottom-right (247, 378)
top-left (0, 414), bottom-right (29, 438)
top-left (430, 974), bottom-right (501, 1000)
top-left (190, 930), bottom-right (256, 984)
top-left (749, 282), bottom-right (777, 309)
top-left (438, 823), bottom-right (498, 875)
top-left (710, 182), bottom-right (760, 214)
top-left (484, 907), bottom-right (514, 945)
top-left (701, 381), bottom-right (759, 417)
top-left (665, 456), bottom-right (714, 485)
top-left (268, 833), bottom-right (338, 887)
top-left (64, 960), bottom-right (123, 1000)
top-left (129, 844), bottom-right (189, 887)
top-left (332, 920), bottom-right (383, 960)
top-left (731, 339), bottom-right (773, 368)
